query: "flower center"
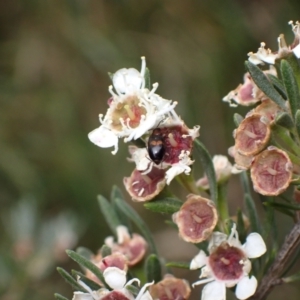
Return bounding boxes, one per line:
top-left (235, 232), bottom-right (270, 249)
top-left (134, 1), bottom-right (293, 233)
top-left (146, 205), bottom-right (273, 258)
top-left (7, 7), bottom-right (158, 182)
top-left (209, 242), bottom-right (246, 281)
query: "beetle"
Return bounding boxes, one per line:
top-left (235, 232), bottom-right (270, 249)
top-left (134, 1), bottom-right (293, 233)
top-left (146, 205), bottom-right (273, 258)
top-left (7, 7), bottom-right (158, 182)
top-left (147, 128), bottom-right (166, 165)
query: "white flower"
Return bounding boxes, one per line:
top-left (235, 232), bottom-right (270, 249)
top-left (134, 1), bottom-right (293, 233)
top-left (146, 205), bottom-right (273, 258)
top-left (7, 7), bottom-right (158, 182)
top-left (196, 155), bottom-right (233, 190)
top-left (191, 224), bottom-right (266, 300)
top-left (73, 267), bottom-right (153, 300)
top-left (88, 57), bottom-right (178, 154)
top-left (248, 21), bottom-right (300, 65)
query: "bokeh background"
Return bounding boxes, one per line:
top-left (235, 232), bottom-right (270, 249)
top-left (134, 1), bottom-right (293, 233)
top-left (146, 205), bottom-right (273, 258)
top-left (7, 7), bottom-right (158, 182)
top-left (1, 0), bottom-right (300, 299)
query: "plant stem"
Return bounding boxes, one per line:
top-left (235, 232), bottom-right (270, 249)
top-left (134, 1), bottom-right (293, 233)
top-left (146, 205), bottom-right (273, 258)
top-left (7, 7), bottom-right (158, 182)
top-left (250, 220), bottom-right (300, 300)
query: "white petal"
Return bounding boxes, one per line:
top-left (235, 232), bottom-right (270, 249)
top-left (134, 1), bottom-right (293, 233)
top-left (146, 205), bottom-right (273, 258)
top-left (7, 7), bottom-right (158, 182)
top-left (88, 126), bottom-right (119, 154)
top-left (293, 44), bottom-right (300, 58)
top-left (138, 291), bottom-right (153, 300)
top-left (113, 68), bottom-right (143, 94)
top-left (235, 276), bottom-right (257, 300)
top-left (165, 164), bottom-right (190, 185)
top-left (243, 233), bottom-right (266, 258)
top-left (116, 225), bottom-right (130, 244)
top-left (190, 250), bottom-right (207, 270)
top-left (201, 281), bottom-right (226, 300)
top-left (208, 232), bottom-right (227, 251)
top-left (103, 267), bottom-right (127, 290)
top-left (72, 292), bottom-right (94, 300)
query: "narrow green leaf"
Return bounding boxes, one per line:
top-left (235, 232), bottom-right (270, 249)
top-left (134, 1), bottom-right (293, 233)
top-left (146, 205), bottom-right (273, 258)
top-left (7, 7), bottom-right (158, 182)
top-left (263, 202), bottom-right (294, 217)
top-left (165, 261), bottom-right (190, 269)
top-left (56, 267), bottom-right (86, 292)
top-left (145, 254), bottom-right (162, 283)
top-left (164, 219), bottom-right (177, 228)
top-left (100, 244), bottom-right (112, 257)
top-left (240, 172), bottom-right (261, 233)
top-left (233, 113), bottom-right (244, 127)
top-left (111, 186), bottom-right (132, 232)
top-left (54, 293), bottom-right (70, 300)
top-left (144, 197), bottom-right (182, 214)
top-left (275, 111), bottom-right (294, 129)
top-left (245, 61), bottom-right (286, 108)
top-left (283, 271), bottom-right (300, 283)
top-left (98, 195), bottom-right (122, 236)
top-left (295, 110), bottom-right (300, 137)
top-left (263, 200), bottom-right (300, 211)
top-left (71, 270), bottom-right (102, 291)
top-left (114, 197), bottom-right (158, 255)
top-left (126, 285), bottom-right (140, 296)
top-left (267, 74), bottom-right (287, 99)
top-left (281, 59), bottom-right (300, 119)
top-left (144, 67), bottom-right (151, 90)
top-left (236, 209), bottom-right (246, 244)
top-left (66, 250), bottom-right (108, 289)
top-left (76, 247), bottom-right (93, 260)
top-left (194, 139), bottom-right (218, 203)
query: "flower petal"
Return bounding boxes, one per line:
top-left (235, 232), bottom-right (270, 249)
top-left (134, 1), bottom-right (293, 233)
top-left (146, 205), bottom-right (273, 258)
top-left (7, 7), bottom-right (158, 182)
top-left (235, 276), bottom-right (257, 300)
top-left (190, 250), bottom-right (207, 270)
top-left (201, 281), bottom-right (226, 300)
top-left (243, 233), bottom-right (266, 258)
top-left (88, 126), bottom-right (119, 154)
top-left (103, 267), bottom-right (127, 290)
top-left (113, 68), bottom-right (143, 94)
top-left (72, 292), bottom-right (94, 300)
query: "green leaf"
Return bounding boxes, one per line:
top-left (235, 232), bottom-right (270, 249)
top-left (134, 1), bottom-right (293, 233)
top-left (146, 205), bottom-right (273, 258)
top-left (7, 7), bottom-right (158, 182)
top-left (194, 139), bottom-right (218, 203)
top-left (54, 293), bottom-right (70, 300)
top-left (108, 72), bottom-right (114, 81)
top-left (71, 270), bottom-right (102, 291)
top-left (165, 261), bottom-right (190, 269)
top-left (56, 267), bottom-right (86, 292)
top-left (236, 208), bottom-right (247, 244)
top-left (76, 247), bottom-right (93, 260)
top-left (114, 197), bottom-right (158, 255)
top-left (145, 254), bottom-right (162, 283)
top-left (111, 186), bottom-right (132, 232)
top-left (233, 113), bottom-right (244, 127)
top-left (281, 59), bottom-right (300, 119)
top-left (98, 195), bottom-right (122, 236)
top-left (263, 201), bottom-right (294, 217)
top-left (245, 61), bottom-right (286, 109)
top-left (126, 285), bottom-right (140, 296)
top-left (275, 111), bottom-right (294, 129)
top-left (263, 200), bottom-right (300, 211)
top-left (295, 110), bottom-right (300, 137)
top-left (240, 172), bottom-right (261, 233)
top-left (144, 197), bottom-right (182, 214)
top-left (100, 244), bottom-right (112, 257)
top-left (267, 74), bottom-right (287, 99)
top-left (144, 67), bottom-right (151, 90)
top-left (66, 250), bottom-right (109, 289)
top-left (283, 271), bottom-right (300, 283)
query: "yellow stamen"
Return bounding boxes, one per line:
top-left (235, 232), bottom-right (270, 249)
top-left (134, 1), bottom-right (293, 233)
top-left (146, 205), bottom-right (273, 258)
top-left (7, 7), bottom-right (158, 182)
top-left (244, 130), bottom-right (258, 139)
top-left (141, 174), bottom-right (152, 184)
top-left (168, 133), bottom-right (178, 147)
top-left (192, 214), bottom-right (202, 223)
top-left (124, 104), bottom-right (135, 120)
top-left (221, 257), bottom-right (230, 265)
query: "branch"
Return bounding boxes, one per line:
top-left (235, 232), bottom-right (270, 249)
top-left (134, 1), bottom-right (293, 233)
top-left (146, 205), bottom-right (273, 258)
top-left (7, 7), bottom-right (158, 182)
top-left (250, 220), bottom-right (300, 300)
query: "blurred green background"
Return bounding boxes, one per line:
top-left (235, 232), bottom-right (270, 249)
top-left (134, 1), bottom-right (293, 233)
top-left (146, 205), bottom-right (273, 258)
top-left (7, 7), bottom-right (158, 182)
top-left (1, 0), bottom-right (300, 299)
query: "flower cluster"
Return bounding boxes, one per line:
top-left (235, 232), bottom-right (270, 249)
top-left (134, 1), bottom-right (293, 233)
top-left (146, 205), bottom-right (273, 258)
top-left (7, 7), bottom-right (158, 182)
top-left (88, 57), bottom-right (199, 201)
top-left (223, 21), bottom-right (300, 196)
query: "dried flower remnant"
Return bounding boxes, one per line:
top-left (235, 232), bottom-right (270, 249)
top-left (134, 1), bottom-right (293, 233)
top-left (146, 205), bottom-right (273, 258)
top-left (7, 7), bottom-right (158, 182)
top-left (250, 147), bottom-right (293, 196)
top-left (196, 155), bottom-right (233, 190)
top-left (248, 21), bottom-right (300, 65)
top-left (149, 274), bottom-right (191, 300)
top-left (105, 226), bottom-right (147, 266)
top-left (191, 225), bottom-right (266, 300)
top-left (123, 167), bottom-right (166, 202)
top-left (223, 68), bottom-right (276, 107)
top-left (172, 194), bottom-right (218, 243)
top-left (228, 146), bottom-right (253, 173)
top-left (234, 114), bottom-right (271, 156)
